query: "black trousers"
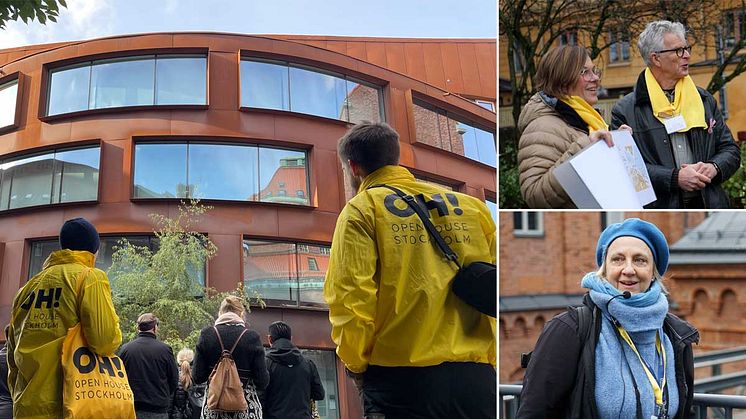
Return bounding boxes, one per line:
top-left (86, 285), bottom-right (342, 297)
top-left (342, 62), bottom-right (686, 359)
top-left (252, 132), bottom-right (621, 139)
top-left (361, 362), bottom-right (496, 419)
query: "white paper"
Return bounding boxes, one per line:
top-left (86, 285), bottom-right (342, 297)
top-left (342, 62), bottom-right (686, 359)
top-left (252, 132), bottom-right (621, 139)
top-left (610, 130), bottom-right (656, 206)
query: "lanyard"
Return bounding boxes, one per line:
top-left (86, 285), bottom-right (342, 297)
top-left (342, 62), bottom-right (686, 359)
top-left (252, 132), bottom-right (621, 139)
top-left (617, 327), bottom-right (667, 409)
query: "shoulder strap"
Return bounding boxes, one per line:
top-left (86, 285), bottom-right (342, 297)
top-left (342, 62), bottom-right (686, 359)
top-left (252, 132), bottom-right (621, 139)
top-left (228, 329), bottom-right (249, 355)
top-left (367, 183), bottom-right (461, 269)
top-left (212, 326), bottom-right (226, 352)
top-left (576, 305), bottom-right (592, 342)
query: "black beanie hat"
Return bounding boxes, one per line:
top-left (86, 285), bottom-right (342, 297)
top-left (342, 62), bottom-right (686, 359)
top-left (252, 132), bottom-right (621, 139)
top-left (59, 218), bottom-right (100, 254)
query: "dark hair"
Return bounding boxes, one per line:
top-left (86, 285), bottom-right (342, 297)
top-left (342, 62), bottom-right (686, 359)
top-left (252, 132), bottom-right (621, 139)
top-left (337, 121), bottom-right (400, 174)
top-left (268, 321), bottom-right (291, 341)
top-left (137, 313), bottom-right (159, 331)
top-left (535, 45), bottom-right (590, 97)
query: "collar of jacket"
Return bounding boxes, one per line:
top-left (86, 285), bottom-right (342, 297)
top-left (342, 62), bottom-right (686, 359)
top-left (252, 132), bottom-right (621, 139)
top-left (633, 69), bottom-right (705, 109)
top-left (137, 331), bottom-right (157, 339)
top-left (358, 165), bottom-right (415, 192)
top-left (538, 91), bottom-right (589, 135)
top-left (42, 249), bottom-right (96, 270)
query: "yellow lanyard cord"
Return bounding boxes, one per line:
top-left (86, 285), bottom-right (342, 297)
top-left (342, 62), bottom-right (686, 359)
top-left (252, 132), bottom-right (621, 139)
top-left (617, 327), bottom-right (667, 407)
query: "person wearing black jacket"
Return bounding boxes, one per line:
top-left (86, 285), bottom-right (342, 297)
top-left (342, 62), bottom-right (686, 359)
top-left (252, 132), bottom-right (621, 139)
top-left (261, 321), bottom-right (324, 419)
top-left (611, 20), bottom-right (740, 209)
top-left (517, 218), bottom-right (699, 419)
top-left (0, 326), bottom-right (12, 419)
top-left (192, 296), bottom-right (269, 418)
top-left (118, 313), bottom-right (179, 419)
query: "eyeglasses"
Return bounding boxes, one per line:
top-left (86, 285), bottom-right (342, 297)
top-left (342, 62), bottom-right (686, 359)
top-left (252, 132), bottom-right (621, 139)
top-left (580, 67), bottom-right (602, 81)
top-left (655, 45), bottom-right (692, 58)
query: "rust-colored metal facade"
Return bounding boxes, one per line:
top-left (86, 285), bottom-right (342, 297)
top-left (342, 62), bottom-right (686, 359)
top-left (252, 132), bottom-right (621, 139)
top-left (0, 33), bottom-right (496, 417)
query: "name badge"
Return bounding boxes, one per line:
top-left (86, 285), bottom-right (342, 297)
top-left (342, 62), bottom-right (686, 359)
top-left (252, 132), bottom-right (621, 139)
top-left (663, 114), bottom-right (686, 134)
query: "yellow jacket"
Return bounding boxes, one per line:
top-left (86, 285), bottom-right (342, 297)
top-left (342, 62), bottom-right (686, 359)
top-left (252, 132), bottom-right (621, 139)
top-left (8, 249), bottom-right (122, 419)
top-left (324, 166), bottom-right (496, 373)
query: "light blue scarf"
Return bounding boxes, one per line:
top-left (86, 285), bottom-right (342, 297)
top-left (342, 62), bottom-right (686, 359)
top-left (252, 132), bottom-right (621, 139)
top-left (581, 272), bottom-right (679, 419)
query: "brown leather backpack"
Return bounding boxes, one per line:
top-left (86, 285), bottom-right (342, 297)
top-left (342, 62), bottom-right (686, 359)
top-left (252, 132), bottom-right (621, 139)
top-left (206, 326), bottom-right (249, 412)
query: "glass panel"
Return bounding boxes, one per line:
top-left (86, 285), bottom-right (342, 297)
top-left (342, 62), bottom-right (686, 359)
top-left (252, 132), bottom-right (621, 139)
top-left (298, 244), bottom-right (330, 304)
top-left (3, 153), bottom-right (55, 209)
top-left (258, 148), bottom-right (308, 205)
top-left (90, 57), bottom-right (155, 109)
top-left (346, 80), bottom-right (382, 124)
top-left (29, 240), bottom-right (61, 279)
top-left (243, 240), bottom-right (298, 302)
top-left (486, 199), bottom-right (497, 224)
top-left (528, 212), bottom-right (538, 230)
top-left (188, 143), bottom-right (258, 201)
top-left (48, 64), bottom-right (91, 115)
top-left (475, 126), bottom-right (497, 167)
top-left (156, 56), bottom-right (207, 105)
top-left (0, 80), bottom-right (18, 128)
top-left (289, 67), bottom-right (346, 120)
top-left (96, 236), bottom-right (151, 273)
top-left (55, 147), bottom-right (100, 203)
top-left (436, 110), bottom-right (453, 151)
top-left (412, 102), bottom-right (445, 149)
top-left (513, 212), bottom-right (523, 230)
top-left (476, 100), bottom-right (495, 112)
top-left (300, 349), bottom-right (339, 419)
top-left (0, 165), bottom-right (9, 210)
top-left (134, 143), bottom-right (188, 198)
top-left (240, 60), bottom-right (289, 111)
top-left (457, 121), bottom-right (478, 162)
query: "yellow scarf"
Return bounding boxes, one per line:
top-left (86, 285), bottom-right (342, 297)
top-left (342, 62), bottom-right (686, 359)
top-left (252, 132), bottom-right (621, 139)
top-left (644, 68), bottom-right (706, 132)
top-left (560, 95), bottom-right (608, 132)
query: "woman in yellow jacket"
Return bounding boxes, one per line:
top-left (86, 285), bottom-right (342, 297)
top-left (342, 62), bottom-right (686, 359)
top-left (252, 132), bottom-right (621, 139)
top-left (7, 218), bottom-right (122, 419)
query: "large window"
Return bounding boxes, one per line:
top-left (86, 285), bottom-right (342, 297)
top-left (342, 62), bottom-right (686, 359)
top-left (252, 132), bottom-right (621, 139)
top-left (412, 99), bottom-right (496, 167)
top-left (46, 55), bottom-right (206, 116)
top-left (133, 141), bottom-right (308, 205)
top-left (243, 239), bottom-right (330, 306)
top-left (513, 212), bottom-right (544, 237)
top-left (609, 28), bottom-right (631, 63)
top-left (300, 349), bottom-right (339, 419)
top-left (29, 236), bottom-right (206, 285)
top-left (241, 58), bottom-right (384, 124)
top-left (0, 77), bottom-right (19, 130)
top-left (723, 10), bottom-right (746, 48)
top-left (0, 146), bottom-right (99, 211)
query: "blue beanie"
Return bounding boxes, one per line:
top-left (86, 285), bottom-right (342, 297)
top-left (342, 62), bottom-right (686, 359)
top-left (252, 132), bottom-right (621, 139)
top-left (596, 218), bottom-right (669, 275)
top-left (59, 218), bottom-right (100, 254)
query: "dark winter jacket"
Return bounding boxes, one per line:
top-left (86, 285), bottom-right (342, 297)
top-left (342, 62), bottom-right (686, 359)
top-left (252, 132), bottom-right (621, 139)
top-left (118, 332), bottom-right (179, 413)
top-left (261, 338), bottom-right (325, 419)
top-left (517, 295), bottom-right (699, 419)
top-left (611, 71), bottom-right (741, 209)
top-left (192, 324), bottom-right (269, 390)
top-left (0, 344), bottom-right (12, 419)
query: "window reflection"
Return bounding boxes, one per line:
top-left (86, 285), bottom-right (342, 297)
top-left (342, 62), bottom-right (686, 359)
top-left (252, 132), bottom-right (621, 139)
top-left (0, 79), bottom-right (18, 128)
top-left (156, 56), bottom-right (207, 105)
top-left (241, 58), bottom-right (384, 123)
top-left (189, 143), bottom-right (258, 200)
top-left (241, 60), bottom-right (289, 111)
top-left (0, 146), bottom-right (100, 211)
top-left (300, 350), bottom-right (339, 419)
top-left (90, 57), bottom-right (155, 109)
top-left (134, 144), bottom-right (188, 198)
top-left (48, 65), bottom-right (91, 115)
top-left (258, 148), bottom-right (308, 205)
top-left (486, 199), bottom-right (497, 223)
top-left (243, 239), bottom-right (330, 306)
top-left (413, 99), bottom-right (496, 167)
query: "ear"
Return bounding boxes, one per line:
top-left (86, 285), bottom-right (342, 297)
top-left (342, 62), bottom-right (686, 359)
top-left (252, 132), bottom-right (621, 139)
top-left (650, 53), bottom-right (662, 68)
top-left (348, 160), bottom-right (363, 177)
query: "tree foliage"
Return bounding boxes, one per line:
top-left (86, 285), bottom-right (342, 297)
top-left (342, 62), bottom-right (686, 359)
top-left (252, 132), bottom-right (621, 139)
top-left (108, 200), bottom-right (264, 351)
top-left (0, 0), bottom-right (67, 29)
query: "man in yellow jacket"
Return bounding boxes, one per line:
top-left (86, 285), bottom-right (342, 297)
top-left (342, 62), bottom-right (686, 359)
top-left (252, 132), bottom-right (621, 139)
top-left (324, 122), bottom-right (496, 419)
top-left (7, 218), bottom-right (123, 419)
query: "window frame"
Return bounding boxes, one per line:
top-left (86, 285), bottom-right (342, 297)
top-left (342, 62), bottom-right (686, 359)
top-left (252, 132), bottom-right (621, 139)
top-left (239, 55), bottom-right (386, 124)
top-left (0, 72), bottom-right (25, 135)
top-left (131, 137), bottom-right (312, 207)
top-left (513, 212), bottom-right (544, 237)
top-left (39, 49), bottom-right (209, 122)
top-left (608, 28), bottom-right (631, 64)
top-left (0, 141), bottom-right (102, 214)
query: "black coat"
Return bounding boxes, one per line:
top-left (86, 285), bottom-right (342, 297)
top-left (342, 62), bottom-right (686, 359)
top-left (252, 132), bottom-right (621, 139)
top-left (192, 324), bottom-right (269, 391)
top-left (611, 71), bottom-right (741, 209)
top-left (118, 332), bottom-right (179, 413)
top-left (261, 338), bottom-right (325, 419)
top-left (516, 295), bottom-right (699, 419)
top-left (0, 345), bottom-right (11, 419)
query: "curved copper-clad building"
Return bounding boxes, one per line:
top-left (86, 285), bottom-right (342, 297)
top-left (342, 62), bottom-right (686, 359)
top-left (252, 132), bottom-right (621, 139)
top-left (0, 33), bottom-right (496, 417)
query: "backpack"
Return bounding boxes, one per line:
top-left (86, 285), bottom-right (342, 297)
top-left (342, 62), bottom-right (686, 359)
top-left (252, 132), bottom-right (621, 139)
top-left (185, 383), bottom-right (206, 419)
top-left (206, 326), bottom-right (249, 412)
top-left (520, 304), bottom-right (594, 368)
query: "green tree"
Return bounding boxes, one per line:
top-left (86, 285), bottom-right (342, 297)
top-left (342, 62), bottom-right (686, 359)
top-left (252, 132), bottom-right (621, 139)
top-left (108, 200), bottom-right (263, 351)
top-left (0, 0), bottom-right (67, 29)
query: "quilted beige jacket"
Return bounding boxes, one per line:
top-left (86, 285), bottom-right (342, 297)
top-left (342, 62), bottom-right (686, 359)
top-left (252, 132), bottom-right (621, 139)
top-left (517, 93), bottom-right (592, 208)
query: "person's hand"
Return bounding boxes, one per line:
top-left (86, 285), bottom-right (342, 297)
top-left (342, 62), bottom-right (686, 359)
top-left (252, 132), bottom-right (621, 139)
top-left (589, 130), bottom-right (614, 147)
top-left (618, 124), bottom-right (633, 134)
top-left (687, 161), bottom-right (718, 180)
top-left (678, 164), bottom-right (711, 191)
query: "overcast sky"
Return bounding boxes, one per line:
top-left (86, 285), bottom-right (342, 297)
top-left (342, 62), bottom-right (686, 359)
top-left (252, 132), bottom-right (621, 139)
top-left (0, 0), bottom-right (497, 49)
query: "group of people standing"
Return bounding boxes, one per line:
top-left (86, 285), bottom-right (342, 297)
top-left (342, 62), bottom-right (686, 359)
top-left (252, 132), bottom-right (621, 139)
top-left (517, 20), bottom-right (741, 209)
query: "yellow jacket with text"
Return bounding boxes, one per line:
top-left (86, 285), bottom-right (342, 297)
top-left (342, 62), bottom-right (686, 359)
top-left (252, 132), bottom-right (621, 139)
top-left (8, 249), bottom-right (122, 419)
top-left (323, 165), bottom-right (496, 373)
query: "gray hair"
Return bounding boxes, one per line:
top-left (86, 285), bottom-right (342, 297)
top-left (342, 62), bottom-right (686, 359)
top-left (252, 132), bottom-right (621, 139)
top-left (637, 20), bottom-right (687, 67)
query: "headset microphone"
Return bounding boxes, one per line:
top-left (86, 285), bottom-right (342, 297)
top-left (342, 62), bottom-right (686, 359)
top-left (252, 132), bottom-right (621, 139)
top-left (605, 291), bottom-right (631, 327)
